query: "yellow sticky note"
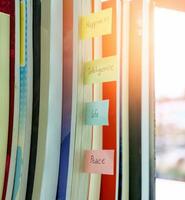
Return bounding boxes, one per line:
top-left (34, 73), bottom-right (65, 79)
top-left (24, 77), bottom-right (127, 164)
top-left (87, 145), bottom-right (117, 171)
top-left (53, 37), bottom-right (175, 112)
top-left (80, 8), bottom-right (112, 40)
top-left (84, 56), bottom-right (117, 84)
top-left (20, 1), bottom-right (25, 66)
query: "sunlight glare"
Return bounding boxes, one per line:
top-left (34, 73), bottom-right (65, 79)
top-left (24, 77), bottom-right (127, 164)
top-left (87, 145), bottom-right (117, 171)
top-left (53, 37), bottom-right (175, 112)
top-left (155, 8), bottom-right (185, 100)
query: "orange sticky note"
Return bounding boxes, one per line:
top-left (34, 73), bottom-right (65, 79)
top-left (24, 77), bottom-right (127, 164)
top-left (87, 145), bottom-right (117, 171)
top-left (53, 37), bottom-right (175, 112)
top-left (84, 150), bottom-right (114, 175)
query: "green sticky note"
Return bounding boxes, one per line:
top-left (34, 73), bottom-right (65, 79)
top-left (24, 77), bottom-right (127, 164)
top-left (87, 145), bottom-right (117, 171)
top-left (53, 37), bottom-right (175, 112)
top-left (84, 56), bottom-right (117, 84)
top-left (85, 100), bottom-right (109, 126)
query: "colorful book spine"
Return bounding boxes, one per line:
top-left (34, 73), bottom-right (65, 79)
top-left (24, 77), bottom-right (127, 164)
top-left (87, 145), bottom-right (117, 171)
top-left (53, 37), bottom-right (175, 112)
top-left (12, 0), bottom-right (33, 199)
top-left (57, 0), bottom-right (73, 199)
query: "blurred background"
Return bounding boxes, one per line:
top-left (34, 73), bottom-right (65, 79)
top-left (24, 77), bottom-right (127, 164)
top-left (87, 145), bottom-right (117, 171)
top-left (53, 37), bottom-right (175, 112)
top-left (155, 7), bottom-right (185, 181)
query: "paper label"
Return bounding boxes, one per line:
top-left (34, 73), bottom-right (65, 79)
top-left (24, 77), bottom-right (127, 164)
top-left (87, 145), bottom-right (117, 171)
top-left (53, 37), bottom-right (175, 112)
top-left (84, 150), bottom-right (114, 175)
top-left (84, 56), bottom-right (117, 84)
top-left (80, 8), bottom-right (112, 39)
top-left (85, 100), bottom-right (109, 126)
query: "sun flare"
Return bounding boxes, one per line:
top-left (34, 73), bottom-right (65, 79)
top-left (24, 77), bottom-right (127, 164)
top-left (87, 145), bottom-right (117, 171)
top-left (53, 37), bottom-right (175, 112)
top-left (155, 8), bottom-right (185, 100)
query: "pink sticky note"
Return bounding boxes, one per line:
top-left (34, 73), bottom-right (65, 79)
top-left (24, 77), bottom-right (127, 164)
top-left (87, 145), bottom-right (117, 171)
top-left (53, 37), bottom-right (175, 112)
top-left (84, 150), bottom-right (114, 175)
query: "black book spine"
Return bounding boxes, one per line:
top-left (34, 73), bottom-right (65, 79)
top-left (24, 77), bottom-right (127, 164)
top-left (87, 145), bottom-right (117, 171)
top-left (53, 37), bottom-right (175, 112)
top-left (26, 0), bottom-right (41, 199)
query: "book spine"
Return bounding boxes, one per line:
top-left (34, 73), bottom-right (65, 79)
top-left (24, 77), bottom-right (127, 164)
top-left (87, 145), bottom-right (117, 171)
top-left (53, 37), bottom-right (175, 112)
top-left (0, 12), bottom-right (10, 198)
top-left (26, 0), bottom-right (41, 199)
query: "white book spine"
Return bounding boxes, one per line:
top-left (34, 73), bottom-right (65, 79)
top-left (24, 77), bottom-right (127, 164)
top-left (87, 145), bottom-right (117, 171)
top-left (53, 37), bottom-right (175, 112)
top-left (121, 0), bottom-right (130, 200)
top-left (0, 12), bottom-right (10, 198)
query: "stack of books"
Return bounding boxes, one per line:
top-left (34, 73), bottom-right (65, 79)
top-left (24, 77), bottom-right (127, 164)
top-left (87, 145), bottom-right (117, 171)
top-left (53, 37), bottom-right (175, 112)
top-left (0, 0), bottom-right (128, 199)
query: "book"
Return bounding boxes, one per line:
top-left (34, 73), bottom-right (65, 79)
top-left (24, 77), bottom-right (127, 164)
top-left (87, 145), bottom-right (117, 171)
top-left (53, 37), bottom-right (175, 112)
top-left (26, 0), bottom-right (41, 199)
top-left (59, 1), bottom-right (119, 200)
top-left (0, 12), bottom-right (10, 198)
top-left (18, 0), bottom-right (33, 199)
top-left (1, 1), bottom-right (19, 199)
top-left (56, 0), bottom-right (74, 199)
top-left (120, 1), bottom-right (129, 200)
top-left (100, 1), bottom-right (120, 200)
top-left (12, 0), bottom-right (33, 199)
top-left (70, 1), bottom-right (93, 200)
top-left (31, 0), bottom-right (62, 199)
top-left (4, 0), bottom-right (20, 198)
top-left (87, 1), bottom-right (102, 200)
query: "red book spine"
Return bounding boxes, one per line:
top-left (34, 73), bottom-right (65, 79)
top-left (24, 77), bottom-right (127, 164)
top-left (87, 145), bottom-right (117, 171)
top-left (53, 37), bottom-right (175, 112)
top-left (100, 1), bottom-right (118, 200)
top-left (0, 1), bottom-right (15, 199)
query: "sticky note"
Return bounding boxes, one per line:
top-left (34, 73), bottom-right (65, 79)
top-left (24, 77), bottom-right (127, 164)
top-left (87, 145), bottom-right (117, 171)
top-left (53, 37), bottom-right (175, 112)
top-left (84, 56), bottom-right (117, 84)
top-left (84, 150), bottom-right (114, 175)
top-left (85, 100), bottom-right (109, 126)
top-left (80, 8), bottom-right (112, 39)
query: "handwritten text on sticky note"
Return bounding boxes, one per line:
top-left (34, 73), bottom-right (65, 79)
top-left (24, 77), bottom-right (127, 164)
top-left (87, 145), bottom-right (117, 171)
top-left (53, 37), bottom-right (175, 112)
top-left (84, 56), bottom-right (117, 84)
top-left (80, 8), bottom-right (112, 39)
top-left (85, 100), bottom-right (109, 126)
top-left (84, 150), bottom-right (114, 175)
